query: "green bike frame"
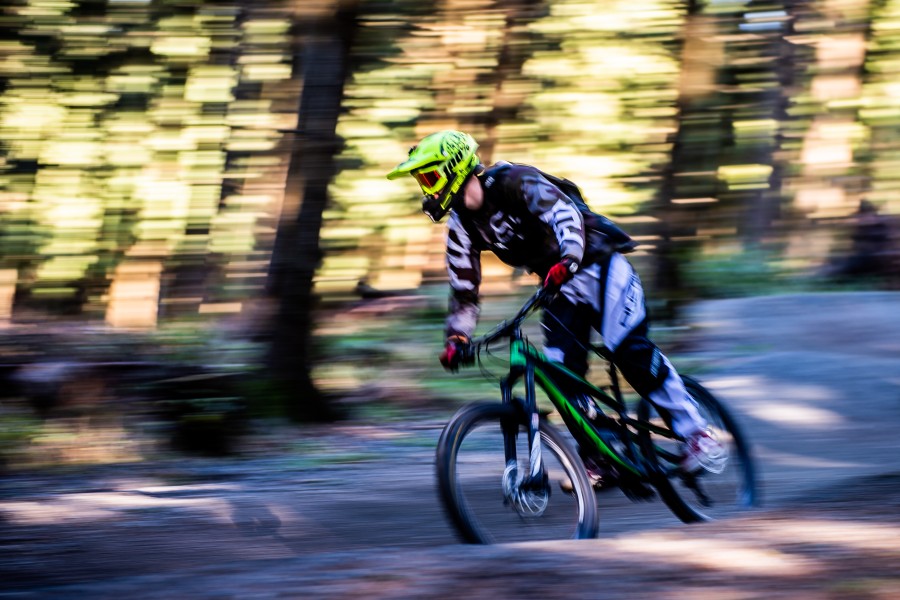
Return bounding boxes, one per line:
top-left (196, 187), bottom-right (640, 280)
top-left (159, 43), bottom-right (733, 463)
top-left (503, 338), bottom-right (649, 481)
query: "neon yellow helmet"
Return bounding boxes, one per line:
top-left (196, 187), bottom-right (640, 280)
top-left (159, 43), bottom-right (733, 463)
top-left (387, 130), bottom-right (480, 222)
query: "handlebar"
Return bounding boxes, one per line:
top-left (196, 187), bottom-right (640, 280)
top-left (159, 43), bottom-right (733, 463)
top-left (458, 286), bottom-right (556, 366)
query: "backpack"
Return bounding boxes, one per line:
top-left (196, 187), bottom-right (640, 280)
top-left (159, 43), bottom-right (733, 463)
top-left (535, 169), bottom-right (638, 256)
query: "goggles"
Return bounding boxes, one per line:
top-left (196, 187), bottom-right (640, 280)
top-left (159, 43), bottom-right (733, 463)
top-left (412, 166), bottom-right (448, 196)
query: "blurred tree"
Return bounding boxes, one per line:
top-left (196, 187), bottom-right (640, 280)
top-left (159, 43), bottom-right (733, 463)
top-left (475, 0), bottom-right (547, 165)
top-left (0, 0), bottom-right (299, 322)
top-left (729, 0), bottom-right (795, 246)
top-left (266, 0), bottom-right (360, 421)
top-left (652, 0), bottom-right (725, 317)
top-left (653, 0), bottom-right (803, 313)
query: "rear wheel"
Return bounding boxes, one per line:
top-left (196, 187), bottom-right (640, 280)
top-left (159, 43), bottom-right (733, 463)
top-left (436, 402), bottom-right (599, 543)
top-left (637, 376), bottom-right (758, 523)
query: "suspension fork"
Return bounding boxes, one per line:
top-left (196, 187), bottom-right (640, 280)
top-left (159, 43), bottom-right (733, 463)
top-left (523, 361), bottom-right (545, 486)
top-left (500, 375), bottom-right (517, 470)
top-left (500, 350), bottom-right (545, 489)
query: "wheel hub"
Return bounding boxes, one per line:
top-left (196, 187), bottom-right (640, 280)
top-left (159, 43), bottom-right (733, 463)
top-left (503, 463), bottom-right (550, 517)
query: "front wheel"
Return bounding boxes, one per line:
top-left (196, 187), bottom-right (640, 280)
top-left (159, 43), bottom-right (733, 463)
top-left (637, 376), bottom-right (759, 523)
top-left (436, 402), bottom-right (599, 544)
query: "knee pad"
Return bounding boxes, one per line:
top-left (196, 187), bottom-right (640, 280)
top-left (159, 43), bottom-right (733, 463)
top-left (612, 336), bottom-right (670, 398)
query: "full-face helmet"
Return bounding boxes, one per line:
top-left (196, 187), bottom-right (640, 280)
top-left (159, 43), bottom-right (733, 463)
top-left (386, 130), bottom-right (480, 222)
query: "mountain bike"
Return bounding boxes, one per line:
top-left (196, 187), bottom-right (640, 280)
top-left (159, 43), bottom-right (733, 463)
top-left (435, 286), bottom-right (758, 544)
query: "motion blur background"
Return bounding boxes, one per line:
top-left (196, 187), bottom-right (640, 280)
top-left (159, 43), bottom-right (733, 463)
top-left (1, 0), bottom-right (899, 464)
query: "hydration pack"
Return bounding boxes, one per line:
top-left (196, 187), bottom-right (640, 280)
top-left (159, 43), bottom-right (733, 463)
top-left (536, 169), bottom-right (638, 256)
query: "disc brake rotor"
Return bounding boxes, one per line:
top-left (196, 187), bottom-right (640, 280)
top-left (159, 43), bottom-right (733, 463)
top-left (503, 463), bottom-right (549, 518)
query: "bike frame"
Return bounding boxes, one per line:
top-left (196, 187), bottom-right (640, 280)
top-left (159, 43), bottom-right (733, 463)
top-left (441, 289), bottom-right (758, 538)
top-left (477, 289), bottom-right (677, 489)
top-left (500, 334), bottom-right (649, 481)
top-left (466, 287), bottom-right (691, 492)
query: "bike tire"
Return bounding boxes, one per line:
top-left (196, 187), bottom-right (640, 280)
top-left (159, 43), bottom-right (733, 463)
top-left (436, 402), bottom-right (599, 544)
top-left (637, 376), bottom-right (759, 523)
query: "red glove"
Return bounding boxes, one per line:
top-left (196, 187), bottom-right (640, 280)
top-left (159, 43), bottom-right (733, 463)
top-left (544, 257), bottom-right (579, 289)
top-left (439, 335), bottom-right (470, 372)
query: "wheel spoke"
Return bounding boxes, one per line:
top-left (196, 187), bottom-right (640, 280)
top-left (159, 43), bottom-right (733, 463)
top-left (436, 403), bottom-right (599, 543)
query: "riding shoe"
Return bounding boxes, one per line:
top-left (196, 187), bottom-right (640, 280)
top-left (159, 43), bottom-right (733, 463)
top-left (681, 429), bottom-right (727, 474)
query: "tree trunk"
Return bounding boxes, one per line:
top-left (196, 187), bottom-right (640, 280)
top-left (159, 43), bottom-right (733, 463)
top-left (477, 0), bottom-right (547, 165)
top-left (266, 0), bottom-right (359, 422)
top-left (652, 0), bottom-right (725, 319)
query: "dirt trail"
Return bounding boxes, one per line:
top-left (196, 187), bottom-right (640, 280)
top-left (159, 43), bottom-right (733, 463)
top-left (2, 292), bottom-right (899, 599)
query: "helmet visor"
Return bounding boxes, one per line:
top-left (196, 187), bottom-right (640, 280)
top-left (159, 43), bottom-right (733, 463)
top-left (412, 168), bottom-right (447, 196)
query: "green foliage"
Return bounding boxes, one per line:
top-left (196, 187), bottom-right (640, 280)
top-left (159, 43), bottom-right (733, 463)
top-left (679, 242), bottom-right (895, 300)
top-left (0, 0), bottom-right (296, 314)
top-left (681, 247), bottom-right (803, 299)
top-left (0, 413), bottom-right (41, 469)
top-left (234, 375), bottom-right (290, 420)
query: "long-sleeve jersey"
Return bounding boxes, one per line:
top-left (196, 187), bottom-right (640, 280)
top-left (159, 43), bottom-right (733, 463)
top-left (445, 161), bottom-right (633, 339)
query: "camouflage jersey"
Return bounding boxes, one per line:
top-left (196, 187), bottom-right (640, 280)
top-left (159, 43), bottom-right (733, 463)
top-left (445, 161), bottom-right (634, 340)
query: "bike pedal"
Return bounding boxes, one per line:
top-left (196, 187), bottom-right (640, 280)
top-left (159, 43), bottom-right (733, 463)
top-left (590, 475), bottom-right (616, 492)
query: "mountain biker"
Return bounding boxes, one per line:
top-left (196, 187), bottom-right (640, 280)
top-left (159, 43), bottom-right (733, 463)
top-left (387, 130), bottom-right (725, 474)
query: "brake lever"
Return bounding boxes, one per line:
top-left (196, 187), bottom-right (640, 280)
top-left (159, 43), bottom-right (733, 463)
top-left (459, 342), bottom-right (478, 366)
top-left (534, 286), bottom-right (558, 309)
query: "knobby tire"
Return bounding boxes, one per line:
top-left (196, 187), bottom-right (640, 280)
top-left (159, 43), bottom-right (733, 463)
top-left (637, 376), bottom-right (758, 523)
top-left (436, 402), bottom-right (600, 544)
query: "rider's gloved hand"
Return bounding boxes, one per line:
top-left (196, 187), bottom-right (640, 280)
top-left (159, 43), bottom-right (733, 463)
top-left (439, 335), bottom-right (470, 372)
top-left (543, 257), bottom-right (579, 290)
